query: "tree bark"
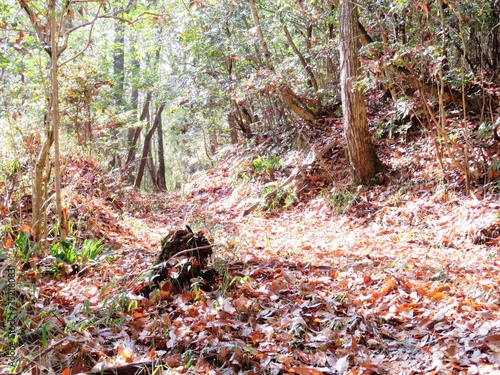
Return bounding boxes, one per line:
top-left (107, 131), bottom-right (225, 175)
top-left (50, 0), bottom-right (67, 239)
top-left (248, 0), bottom-right (272, 68)
top-left (339, 0), bottom-right (382, 184)
top-left (156, 104), bottom-right (166, 190)
top-left (134, 103), bottom-right (165, 189)
top-left (32, 126), bottom-right (53, 242)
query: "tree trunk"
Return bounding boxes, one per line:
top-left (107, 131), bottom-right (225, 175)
top-left (113, 18), bottom-right (125, 106)
top-left (147, 148), bottom-right (157, 187)
top-left (32, 126), bottom-right (53, 243)
top-left (283, 23), bottom-right (319, 93)
top-left (248, 0), bottom-right (272, 67)
top-left (50, 0), bottom-right (67, 239)
top-left (209, 127), bottom-right (218, 155)
top-left (156, 104), bottom-right (166, 190)
top-left (339, 0), bottom-right (382, 184)
top-left (135, 103), bottom-right (165, 189)
top-left (247, 0), bottom-right (318, 123)
top-left (125, 92), bottom-right (151, 182)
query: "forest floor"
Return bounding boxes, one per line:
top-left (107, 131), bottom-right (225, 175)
top-left (3, 121), bottom-right (500, 375)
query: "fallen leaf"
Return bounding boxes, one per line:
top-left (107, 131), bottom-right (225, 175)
top-left (290, 367), bottom-right (324, 375)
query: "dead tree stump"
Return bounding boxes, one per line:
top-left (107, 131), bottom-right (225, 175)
top-left (139, 226), bottom-right (215, 296)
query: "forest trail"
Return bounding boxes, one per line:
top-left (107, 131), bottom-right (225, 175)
top-left (111, 155), bottom-right (500, 374)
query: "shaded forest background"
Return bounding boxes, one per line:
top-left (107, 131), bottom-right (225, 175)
top-left (1, 0), bottom-right (500, 374)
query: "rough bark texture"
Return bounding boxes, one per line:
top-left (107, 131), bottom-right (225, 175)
top-left (339, 0), bottom-right (382, 184)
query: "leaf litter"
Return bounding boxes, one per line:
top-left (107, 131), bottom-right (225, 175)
top-left (2, 142), bottom-right (500, 375)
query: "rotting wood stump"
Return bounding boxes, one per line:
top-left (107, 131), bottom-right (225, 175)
top-left (138, 226), bottom-right (216, 296)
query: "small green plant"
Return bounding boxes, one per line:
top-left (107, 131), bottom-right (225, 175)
top-left (50, 240), bottom-right (78, 265)
top-left (14, 231), bottom-right (36, 264)
top-left (260, 186), bottom-right (296, 211)
top-left (80, 239), bottom-right (105, 265)
top-left (251, 156), bottom-right (282, 179)
top-left (50, 238), bottom-right (105, 266)
top-left (326, 187), bottom-right (361, 213)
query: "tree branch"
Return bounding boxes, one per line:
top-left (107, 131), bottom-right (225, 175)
top-left (59, 3), bottom-right (101, 66)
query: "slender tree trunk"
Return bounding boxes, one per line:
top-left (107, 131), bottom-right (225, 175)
top-left (125, 92), bottom-right (151, 182)
top-left (339, 0), bottom-right (382, 184)
top-left (32, 125), bottom-right (53, 243)
top-left (209, 127), bottom-right (218, 155)
top-left (247, 0), bottom-right (318, 122)
top-left (283, 23), bottom-right (319, 93)
top-left (135, 103), bottom-right (165, 189)
top-left (248, 0), bottom-right (272, 67)
top-left (50, 0), bottom-right (67, 239)
top-left (113, 18), bottom-right (125, 106)
top-left (156, 105), bottom-right (166, 190)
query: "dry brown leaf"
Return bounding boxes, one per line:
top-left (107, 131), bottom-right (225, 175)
top-left (165, 354), bottom-right (183, 367)
top-left (290, 367), bottom-right (324, 375)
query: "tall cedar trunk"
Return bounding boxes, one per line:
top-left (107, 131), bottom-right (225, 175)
top-left (156, 105), bottom-right (166, 190)
top-left (134, 103), bottom-right (165, 189)
top-left (339, 0), bottom-right (382, 184)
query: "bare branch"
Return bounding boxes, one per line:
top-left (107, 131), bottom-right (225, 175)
top-left (100, 11), bottom-right (165, 25)
top-left (59, 3), bottom-right (101, 67)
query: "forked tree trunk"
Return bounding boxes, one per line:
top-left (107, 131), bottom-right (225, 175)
top-left (339, 0), bottom-right (382, 184)
top-left (134, 103), bottom-right (165, 189)
top-left (125, 92), bottom-right (151, 181)
top-left (282, 23), bottom-right (319, 93)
